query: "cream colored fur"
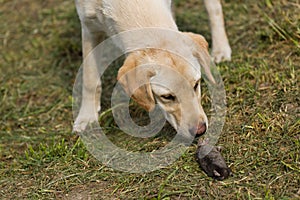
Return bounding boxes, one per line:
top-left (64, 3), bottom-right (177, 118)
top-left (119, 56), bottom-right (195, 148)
top-left (73, 0), bottom-right (231, 135)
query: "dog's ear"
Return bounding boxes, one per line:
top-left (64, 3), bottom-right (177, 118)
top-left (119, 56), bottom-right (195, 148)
top-left (117, 53), bottom-right (156, 112)
top-left (184, 32), bottom-right (216, 84)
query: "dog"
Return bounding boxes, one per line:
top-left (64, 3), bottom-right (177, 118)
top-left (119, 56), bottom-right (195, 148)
top-left (73, 0), bottom-right (231, 135)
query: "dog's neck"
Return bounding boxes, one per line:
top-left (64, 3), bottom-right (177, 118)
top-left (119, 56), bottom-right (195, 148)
top-left (100, 0), bottom-right (181, 54)
top-left (101, 0), bottom-right (178, 35)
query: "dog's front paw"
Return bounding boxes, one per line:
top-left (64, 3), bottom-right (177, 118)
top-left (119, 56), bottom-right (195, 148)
top-left (212, 44), bottom-right (232, 63)
top-left (73, 114), bottom-right (98, 133)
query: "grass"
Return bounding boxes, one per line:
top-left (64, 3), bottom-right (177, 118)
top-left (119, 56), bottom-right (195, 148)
top-left (0, 0), bottom-right (299, 199)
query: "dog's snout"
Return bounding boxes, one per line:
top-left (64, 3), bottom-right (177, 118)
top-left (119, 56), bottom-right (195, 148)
top-left (196, 122), bottom-right (207, 135)
top-left (189, 122), bottom-right (207, 136)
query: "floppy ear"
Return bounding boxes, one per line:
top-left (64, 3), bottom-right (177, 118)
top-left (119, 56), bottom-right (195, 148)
top-left (117, 53), bottom-right (156, 112)
top-left (184, 32), bottom-right (216, 84)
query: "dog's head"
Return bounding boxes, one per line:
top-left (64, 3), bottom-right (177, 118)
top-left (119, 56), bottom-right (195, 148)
top-left (117, 32), bottom-right (214, 137)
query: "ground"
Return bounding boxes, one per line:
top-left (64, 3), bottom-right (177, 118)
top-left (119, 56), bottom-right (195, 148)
top-left (0, 0), bottom-right (299, 199)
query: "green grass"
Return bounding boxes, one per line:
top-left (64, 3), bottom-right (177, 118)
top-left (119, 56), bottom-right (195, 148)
top-left (1, 0), bottom-right (299, 199)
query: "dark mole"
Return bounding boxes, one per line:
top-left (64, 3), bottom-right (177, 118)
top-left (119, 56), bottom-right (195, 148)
top-left (196, 139), bottom-right (231, 181)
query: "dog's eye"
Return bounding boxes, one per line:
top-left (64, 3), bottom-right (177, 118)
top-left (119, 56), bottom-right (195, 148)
top-left (194, 82), bottom-right (199, 91)
top-left (161, 94), bottom-right (176, 101)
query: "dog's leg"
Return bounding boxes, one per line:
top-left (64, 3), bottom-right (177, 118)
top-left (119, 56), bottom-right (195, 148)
top-left (73, 27), bottom-right (103, 132)
top-left (204, 0), bottom-right (231, 63)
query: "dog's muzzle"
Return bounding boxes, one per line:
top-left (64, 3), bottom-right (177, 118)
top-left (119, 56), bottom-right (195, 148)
top-left (189, 122), bottom-right (207, 136)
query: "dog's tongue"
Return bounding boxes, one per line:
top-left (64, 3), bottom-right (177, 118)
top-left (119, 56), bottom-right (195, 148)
top-left (196, 139), bottom-right (231, 180)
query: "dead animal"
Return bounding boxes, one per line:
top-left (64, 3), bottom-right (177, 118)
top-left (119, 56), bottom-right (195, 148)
top-left (196, 139), bottom-right (231, 180)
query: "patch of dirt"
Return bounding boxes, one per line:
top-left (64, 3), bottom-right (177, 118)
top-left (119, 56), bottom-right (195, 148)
top-left (58, 181), bottom-right (119, 200)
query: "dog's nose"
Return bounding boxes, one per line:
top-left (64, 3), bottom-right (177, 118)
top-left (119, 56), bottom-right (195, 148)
top-left (189, 122), bottom-right (207, 136)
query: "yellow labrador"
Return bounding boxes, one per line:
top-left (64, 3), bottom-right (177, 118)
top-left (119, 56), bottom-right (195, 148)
top-left (73, 0), bottom-right (231, 136)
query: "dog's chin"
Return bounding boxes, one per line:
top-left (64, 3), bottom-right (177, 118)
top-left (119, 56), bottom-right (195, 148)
top-left (168, 123), bottom-right (196, 145)
top-left (175, 129), bottom-right (196, 147)
top-left (163, 113), bottom-right (198, 144)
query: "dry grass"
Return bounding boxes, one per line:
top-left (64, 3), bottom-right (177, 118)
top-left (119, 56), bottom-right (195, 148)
top-left (0, 0), bottom-right (299, 199)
